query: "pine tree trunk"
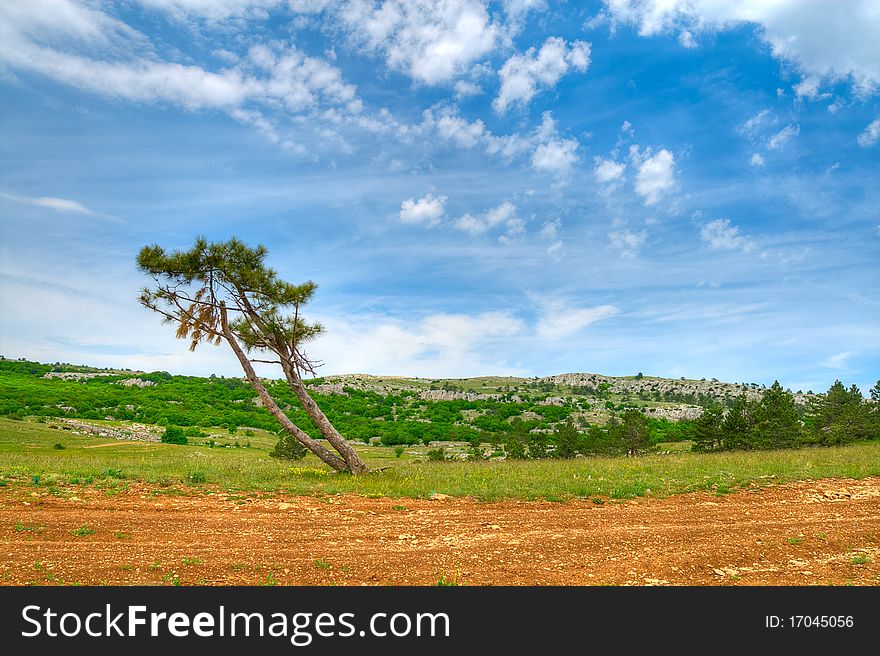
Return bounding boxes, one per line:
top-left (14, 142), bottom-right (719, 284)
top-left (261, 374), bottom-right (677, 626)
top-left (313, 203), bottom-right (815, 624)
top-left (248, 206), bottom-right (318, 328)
top-left (281, 363), bottom-right (369, 475)
top-left (219, 304), bottom-right (349, 472)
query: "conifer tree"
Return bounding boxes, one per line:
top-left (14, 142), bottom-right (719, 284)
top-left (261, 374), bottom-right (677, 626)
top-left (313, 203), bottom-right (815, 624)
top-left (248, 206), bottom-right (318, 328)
top-left (553, 418), bottom-right (580, 458)
top-left (620, 409), bottom-right (650, 455)
top-left (503, 419), bottom-right (528, 459)
top-left (527, 429), bottom-right (549, 459)
top-left (137, 237), bottom-right (368, 473)
top-left (691, 406), bottom-right (724, 452)
top-left (871, 380), bottom-right (880, 435)
top-left (721, 394), bottom-right (755, 450)
top-left (812, 380), bottom-right (870, 445)
top-left (749, 381), bottom-right (802, 449)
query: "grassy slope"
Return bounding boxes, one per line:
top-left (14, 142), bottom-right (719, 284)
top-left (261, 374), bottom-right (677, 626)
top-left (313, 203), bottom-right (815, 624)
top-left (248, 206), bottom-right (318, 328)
top-left (2, 418), bottom-right (878, 501)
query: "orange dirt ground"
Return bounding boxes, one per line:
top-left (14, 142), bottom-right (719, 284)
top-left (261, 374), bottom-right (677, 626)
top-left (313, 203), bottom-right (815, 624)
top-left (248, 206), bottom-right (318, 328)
top-left (1, 477), bottom-right (878, 586)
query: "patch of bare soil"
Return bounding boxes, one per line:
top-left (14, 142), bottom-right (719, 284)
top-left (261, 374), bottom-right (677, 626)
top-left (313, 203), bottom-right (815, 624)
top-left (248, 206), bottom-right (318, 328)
top-left (1, 478), bottom-right (878, 586)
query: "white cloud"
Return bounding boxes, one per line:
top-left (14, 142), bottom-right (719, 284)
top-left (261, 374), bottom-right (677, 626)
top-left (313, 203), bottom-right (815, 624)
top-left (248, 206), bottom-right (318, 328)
top-left (539, 219), bottom-right (559, 240)
top-left (493, 36), bottom-right (591, 114)
top-left (135, 0), bottom-right (287, 22)
top-left (0, 192), bottom-right (94, 214)
top-left (0, 0), bottom-right (149, 54)
top-left (767, 123), bottom-right (799, 150)
top-left (536, 299), bottom-right (619, 340)
top-left (857, 117), bottom-right (880, 147)
top-left (531, 138), bottom-right (578, 174)
top-left (600, 0), bottom-right (880, 95)
top-left (427, 106), bottom-right (490, 148)
top-left (678, 29), bottom-right (696, 48)
top-left (399, 193), bottom-right (446, 226)
top-left (819, 351), bottom-right (855, 370)
top-left (453, 79), bottom-right (482, 98)
top-left (0, 1), bottom-right (364, 145)
top-left (736, 108), bottom-right (773, 139)
top-left (530, 112), bottom-right (579, 174)
top-left (749, 153), bottom-right (765, 167)
top-left (338, 0), bottom-right (501, 85)
top-left (138, 1), bottom-right (543, 90)
top-left (630, 146), bottom-right (676, 205)
top-left (501, 0), bottom-right (547, 25)
top-left (498, 217), bottom-right (526, 244)
top-left (454, 201), bottom-right (519, 236)
top-left (0, 5), bottom-right (246, 109)
top-left (700, 219), bottom-right (754, 252)
top-left (312, 310), bottom-right (527, 377)
top-left (413, 107), bottom-right (581, 174)
top-left (608, 227), bottom-right (648, 258)
top-left (546, 240), bottom-right (564, 260)
top-left (593, 157), bottom-right (626, 184)
top-left (539, 219), bottom-right (564, 259)
top-left (793, 76), bottom-right (829, 101)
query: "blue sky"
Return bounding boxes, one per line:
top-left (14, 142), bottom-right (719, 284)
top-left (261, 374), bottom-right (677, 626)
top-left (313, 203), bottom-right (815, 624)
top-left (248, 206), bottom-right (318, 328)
top-left (1, 0), bottom-right (878, 393)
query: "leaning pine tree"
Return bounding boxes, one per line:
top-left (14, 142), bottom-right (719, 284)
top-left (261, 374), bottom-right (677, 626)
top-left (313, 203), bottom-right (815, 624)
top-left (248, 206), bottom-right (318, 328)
top-left (137, 237), bottom-right (369, 474)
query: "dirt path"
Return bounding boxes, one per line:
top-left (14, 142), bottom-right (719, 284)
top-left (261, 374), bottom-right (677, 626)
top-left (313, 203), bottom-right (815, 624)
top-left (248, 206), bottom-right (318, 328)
top-left (2, 478), bottom-right (878, 586)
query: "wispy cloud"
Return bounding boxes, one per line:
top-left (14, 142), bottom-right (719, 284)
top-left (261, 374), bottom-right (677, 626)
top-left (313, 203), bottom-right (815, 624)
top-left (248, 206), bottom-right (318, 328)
top-left (767, 124), bottom-right (800, 150)
top-left (1, 192), bottom-right (94, 214)
top-left (700, 219), bottom-right (754, 252)
top-left (313, 310), bottom-right (527, 378)
top-left (608, 225), bottom-right (648, 258)
top-left (820, 351), bottom-right (855, 370)
top-left (857, 117), bottom-right (880, 147)
top-left (454, 201), bottom-right (525, 244)
top-left (535, 298), bottom-right (619, 340)
top-left (736, 109), bottom-right (773, 139)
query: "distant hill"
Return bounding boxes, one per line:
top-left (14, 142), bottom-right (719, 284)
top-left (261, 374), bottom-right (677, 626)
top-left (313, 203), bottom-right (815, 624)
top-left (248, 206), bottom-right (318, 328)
top-left (0, 356), bottom-right (818, 434)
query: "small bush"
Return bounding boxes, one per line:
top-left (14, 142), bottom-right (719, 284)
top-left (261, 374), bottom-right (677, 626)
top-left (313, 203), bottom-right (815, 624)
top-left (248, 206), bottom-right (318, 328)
top-left (161, 426), bottom-right (188, 445)
top-left (426, 448), bottom-right (446, 462)
top-left (269, 435), bottom-right (307, 461)
top-left (52, 443), bottom-right (65, 450)
top-left (394, 446), bottom-right (405, 458)
top-left (186, 471), bottom-right (206, 484)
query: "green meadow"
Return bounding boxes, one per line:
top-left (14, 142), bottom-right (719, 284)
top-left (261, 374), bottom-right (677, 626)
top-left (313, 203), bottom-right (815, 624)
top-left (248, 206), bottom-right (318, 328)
top-left (2, 417), bottom-right (878, 502)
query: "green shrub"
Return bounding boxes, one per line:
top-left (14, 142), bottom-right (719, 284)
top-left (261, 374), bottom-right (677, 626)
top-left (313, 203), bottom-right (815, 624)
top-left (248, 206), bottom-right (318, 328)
top-left (269, 434), bottom-right (307, 461)
top-left (101, 468), bottom-right (125, 479)
top-left (161, 426), bottom-right (188, 445)
top-left (426, 448), bottom-right (446, 461)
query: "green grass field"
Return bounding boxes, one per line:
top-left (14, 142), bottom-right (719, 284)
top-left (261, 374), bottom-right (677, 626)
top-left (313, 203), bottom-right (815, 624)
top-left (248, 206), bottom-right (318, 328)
top-left (1, 417), bottom-right (878, 501)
